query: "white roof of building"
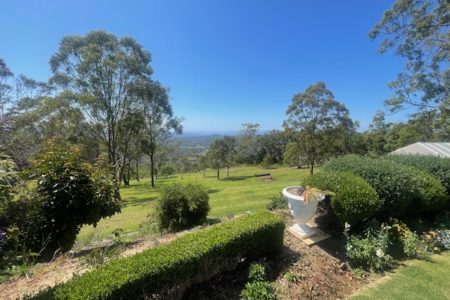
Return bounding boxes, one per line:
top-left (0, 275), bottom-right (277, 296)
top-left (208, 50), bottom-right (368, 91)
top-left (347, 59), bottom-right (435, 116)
top-left (390, 142), bottom-right (450, 158)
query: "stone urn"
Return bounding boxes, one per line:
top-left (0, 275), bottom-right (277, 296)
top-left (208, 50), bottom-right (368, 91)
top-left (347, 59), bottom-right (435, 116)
top-left (282, 186), bottom-right (324, 239)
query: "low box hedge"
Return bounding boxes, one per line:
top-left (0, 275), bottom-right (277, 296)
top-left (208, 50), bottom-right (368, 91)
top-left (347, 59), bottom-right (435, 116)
top-left (33, 211), bottom-right (285, 300)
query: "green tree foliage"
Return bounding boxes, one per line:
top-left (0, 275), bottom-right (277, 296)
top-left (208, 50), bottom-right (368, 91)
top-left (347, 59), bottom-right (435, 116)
top-left (49, 31), bottom-right (154, 181)
top-left (206, 138), bottom-right (228, 179)
top-left (236, 123), bottom-right (261, 164)
top-left (3, 145), bottom-right (122, 256)
top-left (139, 81), bottom-right (182, 188)
top-left (284, 81), bottom-right (356, 175)
top-left (370, 0), bottom-right (449, 137)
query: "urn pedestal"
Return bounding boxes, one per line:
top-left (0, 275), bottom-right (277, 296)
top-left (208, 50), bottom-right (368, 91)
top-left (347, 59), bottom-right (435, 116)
top-left (282, 186), bottom-right (324, 239)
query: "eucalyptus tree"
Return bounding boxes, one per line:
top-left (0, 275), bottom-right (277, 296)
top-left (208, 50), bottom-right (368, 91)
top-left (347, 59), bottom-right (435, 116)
top-left (284, 82), bottom-right (355, 175)
top-left (138, 81), bottom-right (182, 188)
top-left (223, 136), bottom-right (236, 177)
top-left (370, 0), bottom-right (449, 125)
top-left (0, 59), bottom-right (13, 118)
top-left (206, 139), bottom-right (228, 179)
top-left (49, 31), bottom-right (153, 181)
top-left (236, 123), bottom-right (261, 164)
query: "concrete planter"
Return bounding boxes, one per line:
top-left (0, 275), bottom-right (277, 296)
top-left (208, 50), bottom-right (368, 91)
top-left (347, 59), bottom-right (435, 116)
top-left (282, 186), bottom-right (324, 239)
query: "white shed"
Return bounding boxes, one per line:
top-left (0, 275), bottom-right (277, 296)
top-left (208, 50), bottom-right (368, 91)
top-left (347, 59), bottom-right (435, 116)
top-left (390, 142), bottom-right (450, 158)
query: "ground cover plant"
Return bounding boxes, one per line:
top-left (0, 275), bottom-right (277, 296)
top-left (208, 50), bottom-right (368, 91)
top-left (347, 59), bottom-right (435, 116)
top-left (32, 211), bottom-right (284, 300)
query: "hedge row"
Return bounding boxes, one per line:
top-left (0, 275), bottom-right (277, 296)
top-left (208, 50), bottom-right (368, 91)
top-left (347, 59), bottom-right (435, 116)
top-left (323, 155), bottom-right (447, 217)
top-left (303, 171), bottom-right (381, 226)
top-left (388, 155), bottom-right (450, 199)
top-left (33, 211), bottom-right (285, 300)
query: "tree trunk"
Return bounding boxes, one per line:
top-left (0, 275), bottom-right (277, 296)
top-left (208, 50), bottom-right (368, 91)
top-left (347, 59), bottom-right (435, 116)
top-left (217, 168), bottom-right (220, 180)
top-left (310, 160), bottom-right (314, 175)
top-left (136, 159), bottom-right (140, 181)
top-left (150, 152), bottom-right (155, 188)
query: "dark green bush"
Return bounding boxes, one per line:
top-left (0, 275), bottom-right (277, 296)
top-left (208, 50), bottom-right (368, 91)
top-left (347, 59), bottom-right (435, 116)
top-left (4, 146), bottom-right (122, 257)
top-left (324, 155), bottom-right (421, 217)
top-left (402, 166), bottom-right (447, 212)
top-left (303, 171), bottom-right (381, 226)
top-left (157, 183), bottom-right (210, 231)
top-left (388, 155), bottom-right (450, 200)
top-left (33, 211), bottom-right (285, 300)
top-left (159, 164), bottom-right (176, 177)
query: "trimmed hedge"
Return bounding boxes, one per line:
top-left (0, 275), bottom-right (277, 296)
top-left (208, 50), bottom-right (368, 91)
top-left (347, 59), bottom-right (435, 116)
top-left (388, 155), bottom-right (450, 200)
top-left (324, 155), bottom-right (447, 216)
top-left (402, 166), bottom-right (447, 212)
top-left (33, 211), bottom-right (284, 300)
top-left (303, 171), bottom-right (381, 225)
top-left (324, 155), bottom-right (417, 216)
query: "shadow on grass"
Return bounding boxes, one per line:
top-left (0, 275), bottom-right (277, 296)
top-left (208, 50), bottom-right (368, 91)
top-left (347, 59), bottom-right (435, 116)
top-left (125, 196), bottom-right (158, 207)
top-left (221, 175), bottom-right (253, 182)
top-left (207, 189), bottom-right (220, 194)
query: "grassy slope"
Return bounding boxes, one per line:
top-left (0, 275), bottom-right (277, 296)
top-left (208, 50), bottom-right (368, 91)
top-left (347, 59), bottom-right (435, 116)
top-left (78, 165), bottom-right (309, 240)
top-left (350, 252), bottom-right (450, 300)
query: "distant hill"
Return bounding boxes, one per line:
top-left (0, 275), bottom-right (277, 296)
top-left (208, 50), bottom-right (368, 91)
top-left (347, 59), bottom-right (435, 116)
top-left (171, 133), bottom-right (230, 155)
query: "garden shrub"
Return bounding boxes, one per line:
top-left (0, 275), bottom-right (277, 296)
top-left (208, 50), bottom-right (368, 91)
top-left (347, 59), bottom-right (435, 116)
top-left (159, 164), bottom-right (176, 177)
top-left (388, 155), bottom-right (450, 200)
top-left (4, 145), bottom-right (122, 257)
top-left (388, 219), bottom-right (428, 259)
top-left (344, 222), bottom-right (395, 272)
top-left (157, 182), bottom-right (210, 231)
top-left (266, 193), bottom-right (288, 211)
top-left (303, 171), bottom-right (381, 226)
top-left (33, 211), bottom-right (284, 300)
top-left (241, 262), bottom-right (276, 300)
top-left (240, 281), bottom-right (276, 300)
top-left (401, 166), bottom-right (447, 212)
top-left (324, 155), bottom-right (420, 217)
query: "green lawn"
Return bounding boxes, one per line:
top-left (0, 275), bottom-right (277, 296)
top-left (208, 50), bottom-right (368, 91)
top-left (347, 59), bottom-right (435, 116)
top-left (78, 165), bottom-right (309, 240)
top-left (349, 252), bottom-right (450, 300)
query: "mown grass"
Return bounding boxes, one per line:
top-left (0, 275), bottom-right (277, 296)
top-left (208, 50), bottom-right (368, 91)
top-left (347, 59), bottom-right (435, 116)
top-left (350, 251), bottom-right (450, 300)
top-left (78, 165), bottom-right (310, 240)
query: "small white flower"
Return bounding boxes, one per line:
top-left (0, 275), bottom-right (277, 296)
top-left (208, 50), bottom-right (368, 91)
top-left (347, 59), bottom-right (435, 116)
top-left (376, 249), bottom-right (384, 258)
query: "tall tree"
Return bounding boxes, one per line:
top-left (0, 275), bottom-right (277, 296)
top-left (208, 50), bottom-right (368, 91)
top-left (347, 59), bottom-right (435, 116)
top-left (284, 81), bottom-right (355, 175)
top-left (236, 123), bottom-right (261, 164)
top-left (138, 81), bottom-right (182, 188)
top-left (370, 0), bottom-right (449, 127)
top-left (223, 136), bottom-right (236, 177)
top-left (0, 59), bottom-right (13, 118)
top-left (206, 139), bottom-right (227, 179)
top-left (49, 31), bottom-right (153, 182)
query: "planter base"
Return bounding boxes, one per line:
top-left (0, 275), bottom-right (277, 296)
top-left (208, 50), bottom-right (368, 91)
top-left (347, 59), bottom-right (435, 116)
top-left (288, 225), bottom-right (331, 246)
top-left (289, 223), bottom-right (316, 239)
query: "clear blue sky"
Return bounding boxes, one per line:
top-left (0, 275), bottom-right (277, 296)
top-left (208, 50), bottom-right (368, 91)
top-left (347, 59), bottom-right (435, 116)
top-left (0, 0), bottom-right (408, 133)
